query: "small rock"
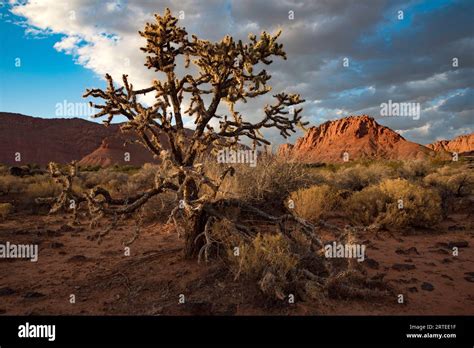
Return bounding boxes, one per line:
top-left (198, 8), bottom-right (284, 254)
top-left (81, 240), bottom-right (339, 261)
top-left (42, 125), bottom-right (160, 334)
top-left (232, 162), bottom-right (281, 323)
top-left (441, 274), bottom-right (454, 281)
top-left (429, 248), bottom-right (449, 255)
top-left (49, 242), bottom-right (64, 249)
top-left (364, 258), bottom-right (379, 269)
top-left (442, 258), bottom-right (453, 264)
top-left (448, 225), bottom-right (465, 231)
top-left (448, 241), bottom-right (469, 249)
top-left (392, 263), bottom-right (416, 271)
top-left (370, 273), bottom-right (386, 281)
top-left (464, 272), bottom-right (474, 283)
top-left (59, 224), bottom-right (74, 233)
top-left (67, 255), bottom-right (88, 262)
top-left (395, 247), bottom-right (420, 255)
top-left (408, 287), bottom-right (418, 293)
top-left (0, 287), bottom-right (15, 296)
top-left (435, 242), bottom-right (449, 249)
top-left (23, 291), bottom-right (45, 298)
top-left (421, 282), bottom-right (434, 291)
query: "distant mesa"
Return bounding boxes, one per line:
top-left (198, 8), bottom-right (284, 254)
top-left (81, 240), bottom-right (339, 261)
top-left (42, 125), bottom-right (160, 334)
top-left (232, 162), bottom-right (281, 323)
top-left (0, 112), bottom-right (162, 167)
top-left (77, 133), bottom-right (158, 167)
top-left (1, 112), bottom-right (472, 166)
top-left (277, 115), bottom-right (466, 163)
top-left (427, 133), bottom-right (474, 155)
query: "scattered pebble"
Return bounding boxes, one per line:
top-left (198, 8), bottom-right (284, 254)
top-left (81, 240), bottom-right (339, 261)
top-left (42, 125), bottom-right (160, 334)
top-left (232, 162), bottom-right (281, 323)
top-left (392, 263), bottom-right (416, 271)
top-left (421, 282), bottom-right (434, 291)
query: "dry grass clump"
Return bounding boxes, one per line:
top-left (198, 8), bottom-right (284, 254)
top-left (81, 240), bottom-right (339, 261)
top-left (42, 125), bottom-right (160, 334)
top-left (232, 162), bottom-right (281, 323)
top-left (0, 175), bottom-right (22, 194)
top-left (395, 160), bottom-right (433, 179)
top-left (345, 178), bottom-right (442, 229)
top-left (0, 203), bottom-right (13, 220)
top-left (424, 165), bottom-right (474, 196)
top-left (289, 184), bottom-right (340, 222)
top-left (320, 163), bottom-right (396, 191)
top-left (211, 219), bottom-right (299, 300)
top-left (0, 174), bottom-right (60, 200)
top-left (423, 164), bottom-right (474, 214)
top-left (0, 165), bottom-right (9, 176)
top-left (343, 185), bottom-right (388, 225)
top-left (78, 170), bottom-right (128, 193)
top-left (207, 155), bottom-right (312, 203)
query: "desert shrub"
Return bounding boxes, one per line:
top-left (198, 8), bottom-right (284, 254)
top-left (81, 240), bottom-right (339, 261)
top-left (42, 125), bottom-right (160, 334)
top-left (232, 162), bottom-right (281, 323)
top-left (79, 165), bottom-right (101, 172)
top-left (0, 174), bottom-right (60, 200)
top-left (25, 178), bottom-right (61, 199)
top-left (207, 155), bottom-right (313, 203)
top-left (0, 165), bottom-right (9, 176)
top-left (345, 178), bottom-right (442, 229)
top-left (331, 163), bottom-right (396, 191)
top-left (231, 233), bottom-right (297, 281)
top-left (424, 165), bottom-right (474, 197)
top-left (79, 169), bottom-right (128, 192)
top-left (0, 203), bottom-right (13, 220)
top-left (396, 160), bottom-right (433, 179)
top-left (424, 165), bottom-right (474, 214)
top-left (211, 219), bottom-right (298, 299)
top-left (344, 186), bottom-right (390, 225)
top-left (309, 162), bottom-right (397, 192)
top-left (0, 175), bottom-right (24, 194)
top-left (111, 164), bottom-right (141, 173)
top-left (378, 178), bottom-right (442, 228)
top-left (289, 184), bottom-right (340, 221)
top-left (124, 163), bottom-right (159, 194)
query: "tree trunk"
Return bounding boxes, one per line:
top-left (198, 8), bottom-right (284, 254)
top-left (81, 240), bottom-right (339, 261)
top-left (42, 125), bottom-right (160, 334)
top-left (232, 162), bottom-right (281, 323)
top-left (182, 177), bottom-right (208, 259)
top-left (184, 208), bottom-right (208, 259)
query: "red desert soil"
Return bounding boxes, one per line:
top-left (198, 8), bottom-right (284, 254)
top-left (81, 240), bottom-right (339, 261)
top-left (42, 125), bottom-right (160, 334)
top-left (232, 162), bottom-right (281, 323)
top-left (0, 211), bottom-right (472, 315)
top-left (278, 115), bottom-right (445, 163)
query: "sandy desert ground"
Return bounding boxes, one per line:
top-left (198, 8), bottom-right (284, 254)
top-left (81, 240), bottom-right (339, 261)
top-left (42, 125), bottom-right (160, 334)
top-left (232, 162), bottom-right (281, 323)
top-left (1, 207), bottom-right (472, 316)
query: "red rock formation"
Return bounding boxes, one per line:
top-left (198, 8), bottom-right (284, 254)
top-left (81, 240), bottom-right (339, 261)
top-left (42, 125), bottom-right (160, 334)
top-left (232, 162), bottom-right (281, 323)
top-left (278, 115), bottom-right (438, 163)
top-left (0, 112), bottom-right (118, 166)
top-left (427, 133), bottom-right (474, 154)
top-left (0, 112), bottom-right (176, 167)
top-left (77, 132), bottom-right (162, 167)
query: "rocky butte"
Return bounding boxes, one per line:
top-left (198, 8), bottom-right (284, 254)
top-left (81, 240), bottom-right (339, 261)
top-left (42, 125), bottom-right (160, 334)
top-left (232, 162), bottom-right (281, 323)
top-left (278, 115), bottom-right (444, 163)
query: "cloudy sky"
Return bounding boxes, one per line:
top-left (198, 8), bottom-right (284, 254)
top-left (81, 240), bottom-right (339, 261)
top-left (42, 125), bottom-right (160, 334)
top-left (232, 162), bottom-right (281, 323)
top-left (0, 0), bottom-right (472, 145)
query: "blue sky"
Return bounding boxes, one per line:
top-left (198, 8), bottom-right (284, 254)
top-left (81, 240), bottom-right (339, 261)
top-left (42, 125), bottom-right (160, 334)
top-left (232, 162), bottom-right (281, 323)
top-left (0, 0), bottom-right (472, 144)
top-left (0, 6), bottom-right (100, 119)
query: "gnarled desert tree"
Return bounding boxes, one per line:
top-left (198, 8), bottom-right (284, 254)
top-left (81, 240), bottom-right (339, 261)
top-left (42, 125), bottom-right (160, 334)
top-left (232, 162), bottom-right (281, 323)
top-left (83, 9), bottom-right (308, 259)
